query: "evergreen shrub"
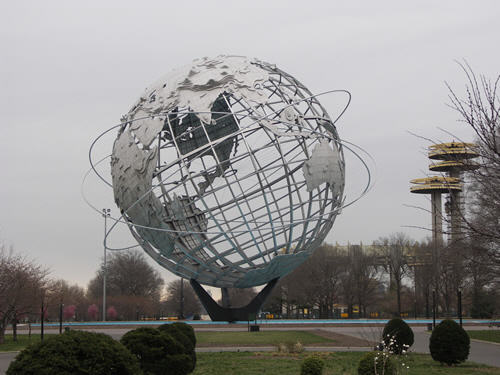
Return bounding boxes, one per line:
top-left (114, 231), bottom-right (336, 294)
top-left (171, 322), bottom-right (196, 347)
top-left (7, 330), bottom-right (140, 375)
top-left (300, 355), bottom-right (324, 375)
top-left (121, 327), bottom-right (193, 375)
top-left (357, 351), bottom-right (395, 375)
top-left (429, 319), bottom-right (470, 366)
top-left (382, 318), bottom-right (414, 354)
top-left (157, 323), bottom-right (196, 369)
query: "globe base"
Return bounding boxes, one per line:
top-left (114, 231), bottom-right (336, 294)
top-left (189, 278), bottom-right (279, 322)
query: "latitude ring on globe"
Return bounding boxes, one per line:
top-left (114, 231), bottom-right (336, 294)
top-left (87, 56), bottom-right (371, 320)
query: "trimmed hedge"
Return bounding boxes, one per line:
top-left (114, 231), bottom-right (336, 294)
top-left (157, 323), bottom-right (196, 370)
top-left (171, 323), bottom-right (196, 347)
top-left (158, 323), bottom-right (195, 350)
top-left (121, 327), bottom-right (193, 375)
top-left (7, 330), bottom-right (140, 375)
top-left (301, 355), bottom-right (324, 375)
top-left (382, 318), bottom-right (414, 354)
top-left (357, 351), bottom-right (395, 375)
top-left (429, 319), bottom-right (470, 366)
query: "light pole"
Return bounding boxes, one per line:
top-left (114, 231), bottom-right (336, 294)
top-left (432, 289), bottom-right (436, 329)
top-left (102, 208), bottom-right (110, 321)
top-left (457, 288), bottom-right (463, 327)
top-left (40, 291), bottom-right (45, 341)
top-left (59, 299), bottom-right (64, 334)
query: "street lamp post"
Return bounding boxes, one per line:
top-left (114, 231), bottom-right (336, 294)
top-left (40, 292), bottom-right (45, 341)
top-left (102, 208), bottom-right (110, 321)
top-left (432, 289), bottom-right (436, 329)
top-left (457, 288), bottom-right (463, 327)
top-left (59, 300), bottom-right (64, 334)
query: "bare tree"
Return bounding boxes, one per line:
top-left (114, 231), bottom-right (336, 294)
top-left (298, 244), bottom-right (345, 318)
top-left (87, 250), bottom-right (164, 320)
top-left (411, 239), bottom-right (434, 317)
top-left (263, 269), bottom-right (309, 318)
top-left (0, 245), bottom-right (48, 343)
top-left (437, 241), bottom-right (468, 315)
top-left (280, 266), bottom-right (314, 317)
top-left (87, 250), bottom-right (164, 301)
top-left (106, 294), bottom-right (159, 320)
top-left (338, 255), bottom-right (357, 318)
top-left (463, 238), bottom-right (499, 318)
top-left (261, 245), bottom-right (346, 318)
top-left (374, 233), bottom-right (413, 317)
top-left (348, 245), bottom-right (381, 318)
top-left (263, 244), bottom-right (382, 318)
top-left (335, 244), bottom-right (382, 318)
top-left (163, 279), bottom-right (201, 318)
top-left (46, 279), bottom-right (87, 321)
top-left (447, 63), bottom-right (500, 254)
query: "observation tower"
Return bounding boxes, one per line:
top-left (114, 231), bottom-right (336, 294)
top-left (410, 142), bottom-right (479, 317)
top-left (410, 142), bottom-right (479, 245)
top-left (428, 142), bottom-right (479, 242)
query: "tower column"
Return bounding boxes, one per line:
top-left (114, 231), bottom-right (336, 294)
top-left (430, 191), bottom-right (442, 296)
top-left (431, 191), bottom-right (443, 248)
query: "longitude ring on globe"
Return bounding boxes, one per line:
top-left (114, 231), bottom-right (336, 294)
top-left (86, 55), bottom-right (372, 290)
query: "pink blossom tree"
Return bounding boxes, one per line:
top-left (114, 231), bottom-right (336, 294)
top-left (63, 305), bottom-right (76, 320)
top-left (87, 304), bottom-right (99, 321)
top-left (107, 306), bottom-right (117, 320)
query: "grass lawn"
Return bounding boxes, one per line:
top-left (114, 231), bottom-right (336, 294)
top-left (193, 352), bottom-right (500, 375)
top-left (0, 334), bottom-right (55, 352)
top-left (468, 330), bottom-right (500, 344)
top-left (195, 331), bottom-right (334, 346)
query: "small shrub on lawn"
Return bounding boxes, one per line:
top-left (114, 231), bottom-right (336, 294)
top-left (294, 341), bottom-right (304, 353)
top-left (276, 340), bottom-right (304, 353)
top-left (429, 319), bottom-right (470, 366)
top-left (121, 327), bottom-right (193, 375)
top-left (7, 330), bottom-right (140, 375)
top-left (301, 355), bottom-right (325, 375)
top-left (358, 351), bottom-right (396, 375)
top-left (382, 318), bottom-right (414, 354)
top-left (277, 342), bottom-right (288, 352)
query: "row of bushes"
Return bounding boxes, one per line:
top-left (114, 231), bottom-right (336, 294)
top-left (7, 322), bottom-right (196, 375)
top-left (7, 318), bottom-right (471, 375)
top-left (356, 318), bottom-right (470, 375)
top-left (300, 318), bottom-right (470, 375)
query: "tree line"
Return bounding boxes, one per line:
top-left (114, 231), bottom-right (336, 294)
top-left (262, 233), bottom-right (498, 319)
top-left (0, 246), bottom-right (198, 344)
top-left (2, 223), bottom-right (498, 345)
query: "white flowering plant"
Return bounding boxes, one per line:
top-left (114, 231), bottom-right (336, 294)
top-left (372, 334), bottom-right (410, 375)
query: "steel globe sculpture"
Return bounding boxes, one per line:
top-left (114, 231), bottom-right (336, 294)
top-left (109, 55), bottom-right (346, 320)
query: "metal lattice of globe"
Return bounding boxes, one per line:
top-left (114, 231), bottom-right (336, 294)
top-left (111, 55), bottom-right (345, 289)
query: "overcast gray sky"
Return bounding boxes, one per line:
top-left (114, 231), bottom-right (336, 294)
top-left (1, 0), bottom-right (499, 289)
